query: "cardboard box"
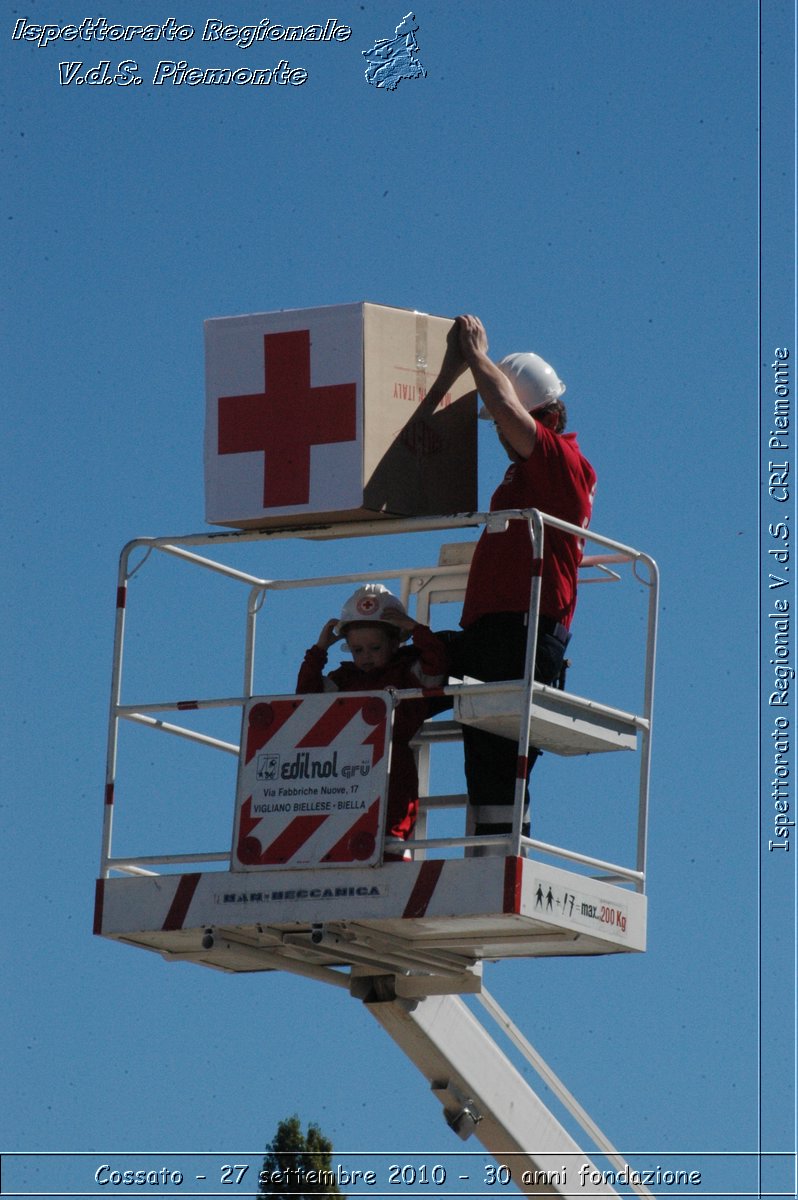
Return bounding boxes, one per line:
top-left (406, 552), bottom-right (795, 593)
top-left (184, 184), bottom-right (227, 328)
top-left (204, 302), bottom-right (477, 528)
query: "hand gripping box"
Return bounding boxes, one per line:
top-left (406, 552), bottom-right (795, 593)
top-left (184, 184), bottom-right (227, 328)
top-left (204, 302), bottom-right (477, 528)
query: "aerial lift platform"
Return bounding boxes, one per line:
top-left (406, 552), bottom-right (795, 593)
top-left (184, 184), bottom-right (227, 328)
top-left (94, 509), bottom-right (658, 1197)
top-left (95, 510), bottom-right (656, 983)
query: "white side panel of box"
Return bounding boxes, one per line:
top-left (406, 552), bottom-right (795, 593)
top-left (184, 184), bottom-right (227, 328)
top-left (204, 304), bottom-right (364, 526)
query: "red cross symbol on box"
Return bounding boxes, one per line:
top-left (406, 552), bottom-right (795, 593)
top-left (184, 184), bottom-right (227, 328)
top-left (217, 329), bottom-right (357, 507)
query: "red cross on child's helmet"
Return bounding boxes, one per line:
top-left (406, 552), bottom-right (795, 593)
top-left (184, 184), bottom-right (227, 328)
top-left (334, 585), bottom-right (410, 640)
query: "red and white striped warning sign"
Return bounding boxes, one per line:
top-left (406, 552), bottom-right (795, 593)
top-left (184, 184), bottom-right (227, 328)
top-left (232, 692), bottom-right (392, 870)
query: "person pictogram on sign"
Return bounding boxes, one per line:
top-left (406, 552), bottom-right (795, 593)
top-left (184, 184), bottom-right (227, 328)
top-left (296, 585), bottom-right (447, 860)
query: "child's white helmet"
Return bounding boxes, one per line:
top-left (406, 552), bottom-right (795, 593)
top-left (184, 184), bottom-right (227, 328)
top-left (334, 584), bottom-right (409, 640)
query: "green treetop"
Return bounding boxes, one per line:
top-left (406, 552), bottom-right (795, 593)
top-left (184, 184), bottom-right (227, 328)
top-left (258, 1115), bottom-right (345, 1200)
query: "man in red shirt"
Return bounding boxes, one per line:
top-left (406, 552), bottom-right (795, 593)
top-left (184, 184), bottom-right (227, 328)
top-left (450, 315), bottom-right (597, 849)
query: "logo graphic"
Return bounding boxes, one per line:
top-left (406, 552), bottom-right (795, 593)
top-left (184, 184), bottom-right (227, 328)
top-left (356, 594), bottom-right (380, 615)
top-left (362, 11), bottom-right (426, 90)
top-left (256, 753), bottom-right (280, 781)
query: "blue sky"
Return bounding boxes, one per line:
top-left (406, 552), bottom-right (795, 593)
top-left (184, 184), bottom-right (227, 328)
top-left (3, 1), bottom-right (795, 1196)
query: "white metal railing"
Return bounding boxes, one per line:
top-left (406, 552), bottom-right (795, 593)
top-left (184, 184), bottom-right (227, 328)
top-left (101, 511), bottom-right (658, 892)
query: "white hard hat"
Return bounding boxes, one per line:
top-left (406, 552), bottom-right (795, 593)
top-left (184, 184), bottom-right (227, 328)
top-left (334, 584), bottom-right (409, 640)
top-left (479, 351), bottom-right (566, 418)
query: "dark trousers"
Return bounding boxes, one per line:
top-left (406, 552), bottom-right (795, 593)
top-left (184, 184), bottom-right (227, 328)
top-left (441, 614), bottom-right (566, 836)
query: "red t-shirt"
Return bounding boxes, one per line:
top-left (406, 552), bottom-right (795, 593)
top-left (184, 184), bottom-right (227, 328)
top-left (461, 425), bottom-right (596, 630)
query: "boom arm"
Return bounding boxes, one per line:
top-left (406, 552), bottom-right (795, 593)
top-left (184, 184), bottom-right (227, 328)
top-left (362, 988), bottom-right (623, 1198)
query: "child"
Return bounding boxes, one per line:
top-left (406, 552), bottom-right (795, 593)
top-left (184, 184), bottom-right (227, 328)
top-left (296, 584), bottom-right (447, 856)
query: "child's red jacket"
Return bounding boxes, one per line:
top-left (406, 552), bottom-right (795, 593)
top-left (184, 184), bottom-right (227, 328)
top-left (296, 625), bottom-right (447, 843)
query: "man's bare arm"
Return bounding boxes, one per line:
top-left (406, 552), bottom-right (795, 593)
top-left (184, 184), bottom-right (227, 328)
top-left (456, 314), bottom-right (537, 459)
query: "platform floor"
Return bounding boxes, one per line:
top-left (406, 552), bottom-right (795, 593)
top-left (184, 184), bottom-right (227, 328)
top-left (95, 855), bottom-right (646, 992)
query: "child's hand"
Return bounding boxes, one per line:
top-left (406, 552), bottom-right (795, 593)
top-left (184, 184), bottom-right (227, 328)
top-left (381, 606), bottom-right (417, 634)
top-left (315, 618), bottom-right (340, 650)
